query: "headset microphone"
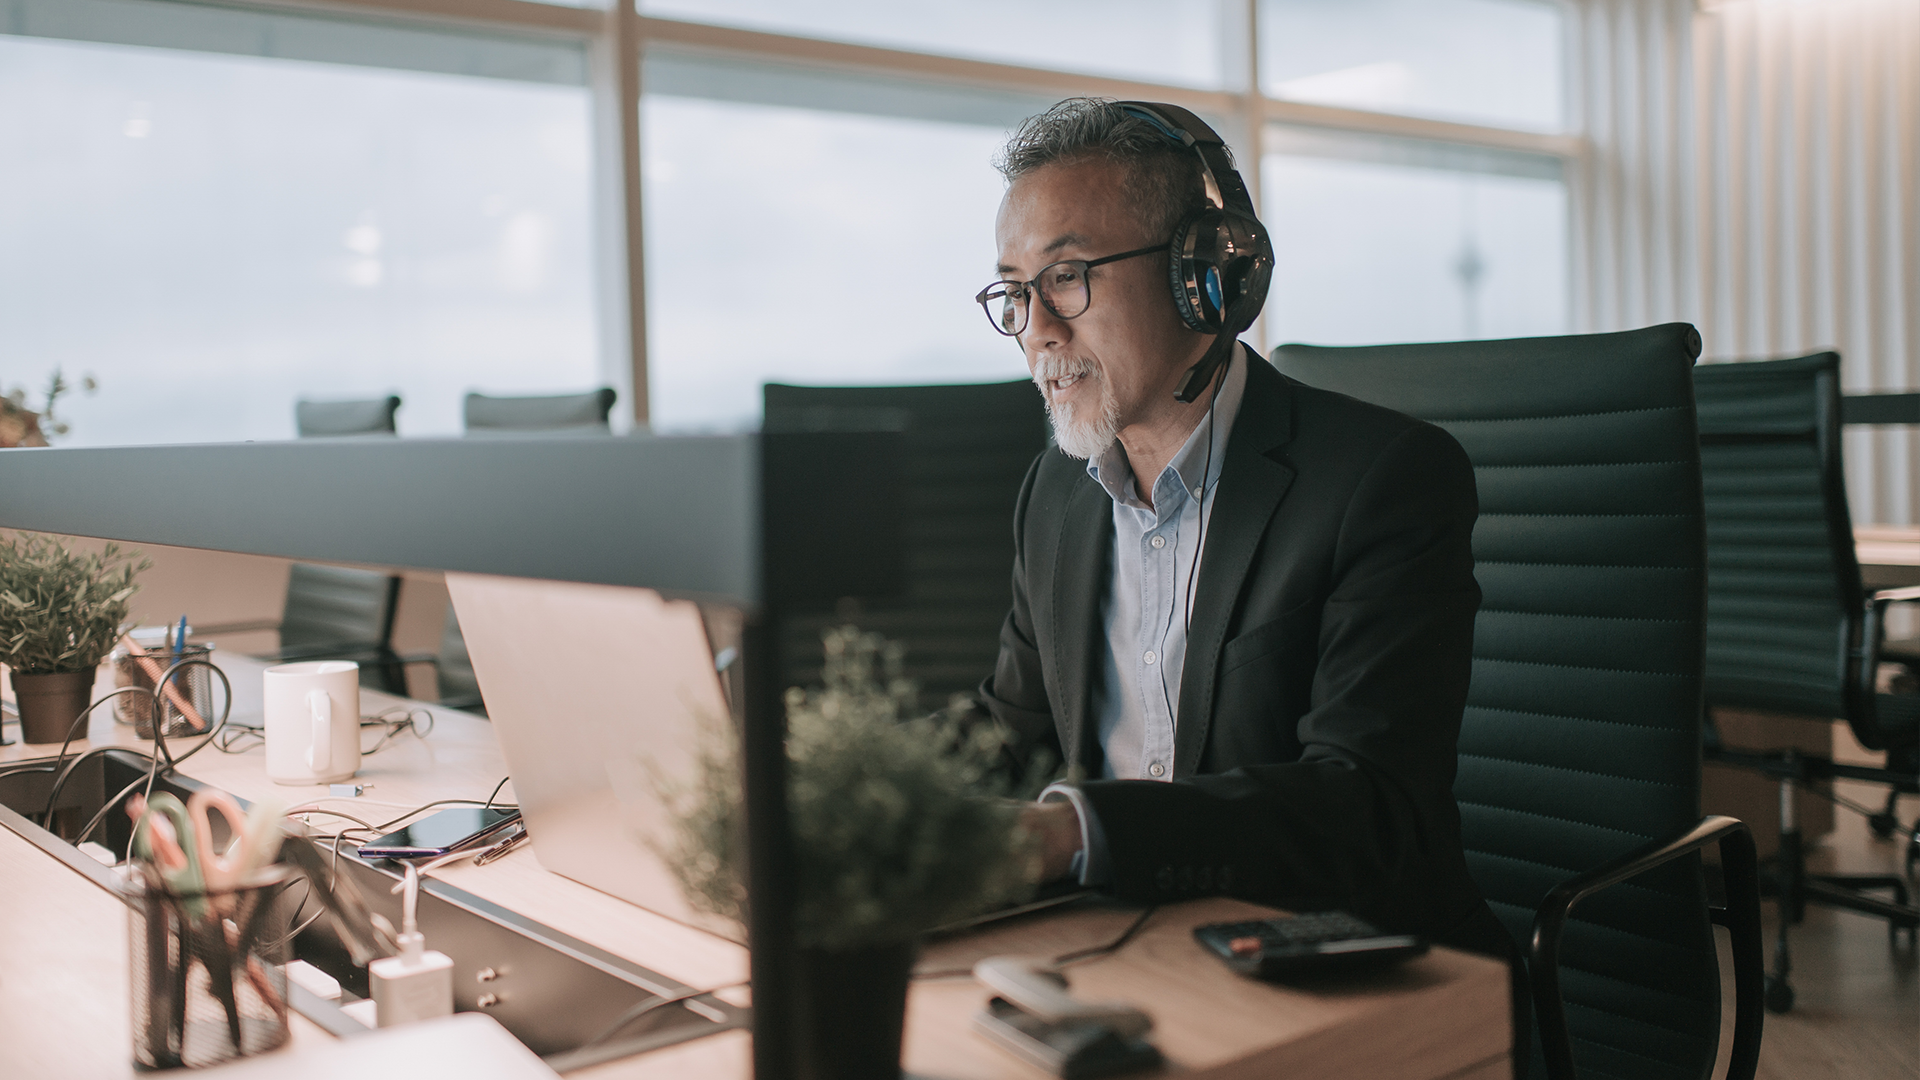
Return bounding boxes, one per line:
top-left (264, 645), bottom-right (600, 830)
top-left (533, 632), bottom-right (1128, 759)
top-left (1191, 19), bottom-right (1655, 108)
top-left (1115, 102), bottom-right (1275, 404)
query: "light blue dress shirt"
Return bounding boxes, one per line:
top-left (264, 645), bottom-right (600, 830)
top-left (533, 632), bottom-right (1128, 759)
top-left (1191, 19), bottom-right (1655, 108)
top-left (1041, 347), bottom-right (1250, 884)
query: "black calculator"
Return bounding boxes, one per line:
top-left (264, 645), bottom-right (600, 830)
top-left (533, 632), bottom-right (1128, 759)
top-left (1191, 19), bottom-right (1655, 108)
top-left (1193, 911), bottom-right (1429, 979)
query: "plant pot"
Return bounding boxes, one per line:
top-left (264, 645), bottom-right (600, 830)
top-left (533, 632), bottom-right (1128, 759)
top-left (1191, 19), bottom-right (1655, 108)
top-left (13, 669), bottom-right (97, 744)
top-left (792, 939), bottom-right (917, 1080)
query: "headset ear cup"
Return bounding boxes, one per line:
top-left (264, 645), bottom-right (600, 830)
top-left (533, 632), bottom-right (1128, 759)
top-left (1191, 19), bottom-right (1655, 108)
top-left (1166, 212), bottom-right (1209, 333)
top-left (1216, 211), bottom-right (1274, 333)
top-left (1168, 208), bottom-right (1232, 334)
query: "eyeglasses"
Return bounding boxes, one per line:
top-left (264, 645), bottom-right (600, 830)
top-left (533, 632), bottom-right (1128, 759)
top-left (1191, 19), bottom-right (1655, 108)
top-left (974, 243), bottom-right (1168, 337)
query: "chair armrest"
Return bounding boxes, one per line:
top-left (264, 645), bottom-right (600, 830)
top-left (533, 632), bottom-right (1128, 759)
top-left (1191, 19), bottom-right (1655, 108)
top-left (1530, 815), bottom-right (1764, 1080)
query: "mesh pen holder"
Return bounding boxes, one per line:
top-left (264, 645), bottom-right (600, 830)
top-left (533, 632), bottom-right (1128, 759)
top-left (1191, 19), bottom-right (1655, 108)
top-left (113, 645), bottom-right (216, 739)
top-left (127, 869), bottom-right (293, 1070)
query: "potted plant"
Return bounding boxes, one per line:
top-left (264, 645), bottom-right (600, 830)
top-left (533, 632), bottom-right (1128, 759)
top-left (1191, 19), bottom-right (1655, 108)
top-left (1, 369), bottom-right (96, 448)
top-left (0, 534), bottom-right (146, 743)
top-left (662, 626), bottom-right (1041, 1080)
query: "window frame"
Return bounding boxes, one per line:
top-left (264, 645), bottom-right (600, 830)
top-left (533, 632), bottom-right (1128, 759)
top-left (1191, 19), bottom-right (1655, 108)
top-left (4, 0), bottom-right (1584, 422)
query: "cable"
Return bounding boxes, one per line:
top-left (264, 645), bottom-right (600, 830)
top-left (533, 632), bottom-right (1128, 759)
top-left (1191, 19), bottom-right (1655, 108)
top-left (36, 685), bottom-right (164, 825)
top-left (1182, 345), bottom-right (1230, 635)
top-left (912, 904), bottom-right (1161, 980)
top-left (484, 776), bottom-right (511, 810)
top-left (215, 707), bottom-right (435, 757)
top-left (359, 707), bottom-right (435, 755)
top-left (1053, 904), bottom-right (1159, 966)
top-left (576, 980), bottom-right (750, 1051)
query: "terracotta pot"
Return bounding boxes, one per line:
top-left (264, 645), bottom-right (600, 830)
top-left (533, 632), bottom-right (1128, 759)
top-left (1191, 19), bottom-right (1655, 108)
top-left (791, 940), bottom-right (916, 1080)
top-left (13, 669), bottom-right (97, 744)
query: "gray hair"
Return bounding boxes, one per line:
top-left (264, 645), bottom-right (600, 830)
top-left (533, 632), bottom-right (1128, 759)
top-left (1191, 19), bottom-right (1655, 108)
top-left (995, 98), bottom-right (1217, 241)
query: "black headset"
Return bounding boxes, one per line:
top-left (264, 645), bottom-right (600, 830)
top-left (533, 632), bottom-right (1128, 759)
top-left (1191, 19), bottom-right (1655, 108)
top-left (1116, 102), bottom-right (1274, 403)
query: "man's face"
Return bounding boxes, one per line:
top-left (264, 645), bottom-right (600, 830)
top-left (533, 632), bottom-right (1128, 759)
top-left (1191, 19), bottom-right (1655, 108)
top-left (994, 157), bottom-right (1200, 460)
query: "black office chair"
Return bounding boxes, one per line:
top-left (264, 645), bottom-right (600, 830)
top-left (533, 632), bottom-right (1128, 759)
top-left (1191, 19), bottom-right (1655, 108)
top-left (295, 395), bottom-right (401, 437)
top-left (763, 380), bottom-right (1049, 708)
top-left (261, 398), bottom-right (408, 692)
top-left (1276, 323), bottom-right (1765, 1080)
top-left (1691, 351), bottom-right (1920, 1013)
top-left (398, 605), bottom-right (487, 715)
top-left (260, 564), bottom-right (407, 694)
top-left (464, 388), bottom-right (617, 433)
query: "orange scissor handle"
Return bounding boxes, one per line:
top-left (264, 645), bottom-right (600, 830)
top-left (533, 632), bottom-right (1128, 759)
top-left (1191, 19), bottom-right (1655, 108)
top-left (186, 789), bottom-right (250, 892)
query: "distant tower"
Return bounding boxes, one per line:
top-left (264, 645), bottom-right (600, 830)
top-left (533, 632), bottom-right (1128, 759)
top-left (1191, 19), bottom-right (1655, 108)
top-left (1453, 184), bottom-right (1485, 339)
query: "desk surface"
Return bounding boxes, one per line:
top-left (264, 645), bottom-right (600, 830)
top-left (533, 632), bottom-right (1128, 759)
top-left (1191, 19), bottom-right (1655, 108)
top-left (2, 651), bottom-right (1509, 1080)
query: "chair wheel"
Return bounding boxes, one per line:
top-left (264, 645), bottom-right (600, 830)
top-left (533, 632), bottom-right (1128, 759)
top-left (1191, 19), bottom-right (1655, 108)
top-left (1871, 812), bottom-right (1899, 839)
top-left (1764, 975), bottom-right (1795, 1013)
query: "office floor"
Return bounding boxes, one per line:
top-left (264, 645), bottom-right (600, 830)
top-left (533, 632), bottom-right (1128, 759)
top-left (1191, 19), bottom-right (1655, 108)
top-left (1712, 724), bottom-right (1919, 1080)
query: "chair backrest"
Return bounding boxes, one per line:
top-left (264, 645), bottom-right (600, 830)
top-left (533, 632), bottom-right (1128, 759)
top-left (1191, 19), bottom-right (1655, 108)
top-left (435, 604), bottom-right (485, 712)
top-left (1692, 352), bottom-right (1864, 723)
top-left (1274, 324), bottom-right (1720, 1080)
top-left (762, 380), bottom-right (1048, 706)
top-left (463, 388), bottom-right (617, 433)
top-left (279, 563), bottom-right (402, 653)
top-left (295, 395), bottom-right (401, 437)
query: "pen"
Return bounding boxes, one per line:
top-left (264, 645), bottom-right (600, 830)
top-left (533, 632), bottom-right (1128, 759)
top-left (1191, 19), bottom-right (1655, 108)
top-left (473, 827), bottom-right (530, 866)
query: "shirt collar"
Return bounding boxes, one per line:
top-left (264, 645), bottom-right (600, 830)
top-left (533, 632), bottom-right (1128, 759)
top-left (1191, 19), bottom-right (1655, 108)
top-left (1086, 343), bottom-right (1251, 516)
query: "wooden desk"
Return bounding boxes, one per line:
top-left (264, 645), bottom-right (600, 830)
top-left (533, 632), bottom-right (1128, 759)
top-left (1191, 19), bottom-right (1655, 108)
top-left (2, 651), bottom-right (1510, 1080)
top-left (1855, 524), bottom-right (1920, 588)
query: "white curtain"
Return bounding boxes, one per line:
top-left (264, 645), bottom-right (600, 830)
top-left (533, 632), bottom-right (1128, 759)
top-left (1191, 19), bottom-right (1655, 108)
top-left (1573, 0), bottom-right (1920, 522)
top-left (1693, 0), bottom-right (1920, 523)
top-left (1568, 0), bottom-right (1701, 334)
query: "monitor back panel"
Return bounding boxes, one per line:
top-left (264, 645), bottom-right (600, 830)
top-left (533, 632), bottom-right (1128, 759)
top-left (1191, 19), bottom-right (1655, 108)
top-left (446, 571), bottom-right (742, 943)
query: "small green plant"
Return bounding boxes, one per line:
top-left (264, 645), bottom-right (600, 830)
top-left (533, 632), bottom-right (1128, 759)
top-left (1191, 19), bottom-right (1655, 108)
top-left (0, 534), bottom-right (147, 674)
top-left (1, 369), bottom-right (97, 446)
top-left (661, 626), bottom-right (1041, 950)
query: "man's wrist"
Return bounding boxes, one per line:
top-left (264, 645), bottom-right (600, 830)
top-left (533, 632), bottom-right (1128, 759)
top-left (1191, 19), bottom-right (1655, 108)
top-left (1037, 782), bottom-right (1112, 886)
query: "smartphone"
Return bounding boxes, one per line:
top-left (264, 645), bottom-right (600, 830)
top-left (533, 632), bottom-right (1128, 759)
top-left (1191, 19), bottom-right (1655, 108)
top-left (356, 807), bottom-right (522, 860)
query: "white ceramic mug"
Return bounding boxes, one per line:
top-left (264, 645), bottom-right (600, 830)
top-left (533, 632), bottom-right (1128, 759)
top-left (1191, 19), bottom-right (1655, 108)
top-left (264, 661), bottom-right (362, 785)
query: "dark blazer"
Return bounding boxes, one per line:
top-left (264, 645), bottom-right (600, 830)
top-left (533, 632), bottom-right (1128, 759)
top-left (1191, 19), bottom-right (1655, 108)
top-left (980, 352), bottom-right (1496, 940)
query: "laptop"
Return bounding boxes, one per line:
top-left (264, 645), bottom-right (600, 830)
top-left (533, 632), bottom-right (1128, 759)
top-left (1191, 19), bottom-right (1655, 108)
top-left (445, 572), bottom-right (744, 942)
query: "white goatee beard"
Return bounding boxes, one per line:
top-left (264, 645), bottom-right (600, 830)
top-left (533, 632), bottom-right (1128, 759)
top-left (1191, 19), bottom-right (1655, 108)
top-left (1031, 356), bottom-right (1120, 460)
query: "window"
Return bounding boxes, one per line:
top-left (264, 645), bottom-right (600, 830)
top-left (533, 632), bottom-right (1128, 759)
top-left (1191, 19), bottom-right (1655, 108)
top-left (640, 80), bottom-right (1023, 432)
top-left (1261, 129), bottom-right (1568, 345)
top-left (0, 6), bottom-right (598, 445)
top-left (641, 0), bottom-right (1231, 89)
top-left (5, 0), bottom-right (1576, 440)
top-left (1259, 0), bottom-right (1565, 132)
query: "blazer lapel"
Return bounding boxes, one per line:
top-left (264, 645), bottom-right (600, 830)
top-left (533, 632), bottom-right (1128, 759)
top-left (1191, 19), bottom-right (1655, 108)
top-left (1174, 354), bottom-right (1298, 777)
top-left (1049, 472), bottom-right (1111, 778)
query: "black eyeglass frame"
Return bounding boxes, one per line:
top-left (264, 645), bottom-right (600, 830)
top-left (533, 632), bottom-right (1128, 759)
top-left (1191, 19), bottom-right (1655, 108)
top-left (974, 243), bottom-right (1170, 337)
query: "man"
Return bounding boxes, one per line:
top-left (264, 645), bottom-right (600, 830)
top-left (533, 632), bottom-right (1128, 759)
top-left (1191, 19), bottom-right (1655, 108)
top-left (975, 99), bottom-right (1516, 973)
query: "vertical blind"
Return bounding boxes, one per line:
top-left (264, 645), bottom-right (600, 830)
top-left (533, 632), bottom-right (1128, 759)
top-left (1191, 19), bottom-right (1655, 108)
top-left (1574, 0), bottom-right (1919, 523)
top-left (1692, 0), bottom-right (1920, 524)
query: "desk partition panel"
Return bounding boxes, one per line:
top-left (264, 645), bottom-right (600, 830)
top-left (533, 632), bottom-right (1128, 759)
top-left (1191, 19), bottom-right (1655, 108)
top-left (0, 432), bottom-right (904, 1080)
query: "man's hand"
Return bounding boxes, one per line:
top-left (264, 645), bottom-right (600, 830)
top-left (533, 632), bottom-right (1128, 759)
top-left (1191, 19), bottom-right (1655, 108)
top-left (1022, 801), bottom-right (1084, 883)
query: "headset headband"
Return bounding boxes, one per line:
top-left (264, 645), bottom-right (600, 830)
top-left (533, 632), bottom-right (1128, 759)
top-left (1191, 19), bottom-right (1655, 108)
top-left (1114, 101), bottom-right (1274, 403)
top-left (1116, 102), bottom-right (1257, 221)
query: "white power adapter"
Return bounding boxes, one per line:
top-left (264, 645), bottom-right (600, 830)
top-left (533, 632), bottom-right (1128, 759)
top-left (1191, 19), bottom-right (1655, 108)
top-left (370, 863), bottom-right (454, 1027)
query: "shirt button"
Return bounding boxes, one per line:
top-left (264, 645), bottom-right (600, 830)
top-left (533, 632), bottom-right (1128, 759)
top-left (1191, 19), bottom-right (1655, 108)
top-left (1192, 485), bottom-right (1203, 498)
top-left (1149, 762), bottom-right (1166, 778)
top-left (1143, 650), bottom-right (1156, 665)
top-left (1150, 534), bottom-right (1167, 549)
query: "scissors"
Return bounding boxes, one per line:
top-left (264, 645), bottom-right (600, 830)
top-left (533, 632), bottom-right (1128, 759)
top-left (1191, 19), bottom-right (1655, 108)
top-left (134, 793), bottom-right (208, 918)
top-left (187, 790), bottom-right (293, 1041)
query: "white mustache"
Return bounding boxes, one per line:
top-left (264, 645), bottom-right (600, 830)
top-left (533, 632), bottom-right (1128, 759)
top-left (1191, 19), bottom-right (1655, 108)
top-left (1031, 356), bottom-right (1097, 390)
